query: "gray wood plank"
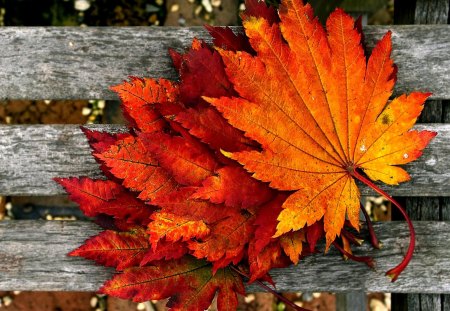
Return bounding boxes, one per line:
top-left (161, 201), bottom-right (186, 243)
top-left (335, 291), bottom-right (366, 311)
top-left (0, 124), bottom-right (448, 196)
top-left (0, 220), bottom-right (448, 292)
top-left (420, 295), bottom-right (442, 310)
top-left (392, 1), bottom-right (450, 310)
top-left (414, 0), bottom-right (449, 24)
top-left (269, 221), bottom-right (450, 294)
top-left (443, 294), bottom-right (450, 310)
top-left (0, 26), bottom-right (448, 100)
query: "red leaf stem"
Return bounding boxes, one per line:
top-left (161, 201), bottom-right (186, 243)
top-left (352, 169), bottom-right (415, 281)
top-left (230, 266), bottom-right (309, 311)
top-left (332, 241), bottom-right (375, 268)
top-left (341, 229), bottom-right (363, 246)
top-left (360, 202), bottom-right (381, 249)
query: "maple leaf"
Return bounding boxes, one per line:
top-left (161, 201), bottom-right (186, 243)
top-left (140, 239), bottom-right (188, 266)
top-left (205, 24), bottom-right (254, 53)
top-left (207, 0), bottom-right (435, 280)
top-left (243, 0), bottom-right (280, 24)
top-left (139, 132), bottom-right (218, 186)
top-left (69, 229), bottom-right (149, 270)
top-left (280, 230), bottom-right (305, 265)
top-left (175, 106), bottom-right (256, 153)
top-left (187, 209), bottom-right (255, 267)
top-left (248, 240), bottom-right (290, 282)
top-left (110, 77), bottom-right (179, 132)
top-left (97, 135), bottom-right (178, 202)
top-left (192, 166), bottom-right (274, 208)
top-left (101, 256), bottom-right (245, 311)
top-left (55, 177), bottom-right (153, 226)
top-left (148, 211), bottom-right (210, 246)
top-left (150, 187), bottom-right (257, 270)
top-left (252, 194), bottom-right (285, 254)
top-left (174, 38), bottom-right (235, 105)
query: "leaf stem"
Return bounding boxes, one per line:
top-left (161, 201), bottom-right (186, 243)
top-left (351, 169), bottom-right (415, 282)
top-left (332, 241), bottom-right (375, 268)
top-left (341, 228), bottom-right (363, 246)
top-left (230, 266), bottom-right (309, 311)
top-left (360, 203), bottom-right (381, 249)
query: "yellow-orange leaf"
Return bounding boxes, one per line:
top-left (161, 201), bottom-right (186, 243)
top-left (148, 211), bottom-right (210, 247)
top-left (207, 0), bottom-right (436, 248)
top-left (279, 230), bottom-right (305, 265)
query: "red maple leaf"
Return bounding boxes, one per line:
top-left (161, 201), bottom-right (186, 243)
top-left (70, 229), bottom-right (149, 270)
top-left (101, 257), bottom-right (245, 310)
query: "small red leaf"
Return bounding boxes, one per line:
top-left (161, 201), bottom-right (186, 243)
top-left (188, 209), bottom-right (255, 264)
top-left (252, 194), bottom-right (285, 253)
top-left (177, 39), bottom-right (235, 105)
top-left (70, 229), bottom-right (149, 270)
top-left (204, 25), bottom-right (254, 53)
top-left (148, 211), bottom-right (210, 246)
top-left (55, 177), bottom-right (153, 225)
top-left (242, 0), bottom-right (279, 24)
top-left (212, 248), bottom-right (245, 273)
top-left (81, 127), bottom-right (131, 155)
top-left (169, 48), bottom-right (183, 72)
top-left (192, 166), bottom-right (274, 208)
top-left (111, 77), bottom-right (180, 132)
top-left (140, 240), bottom-right (188, 266)
top-left (176, 106), bottom-right (257, 153)
top-left (80, 128), bottom-right (131, 180)
top-left (98, 136), bottom-right (178, 202)
top-left (139, 132), bottom-right (218, 187)
top-left (152, 187), bottom-right (236, 224)
top-left (101, 257), bottom-right (244, 310)
top-left (306, 221), bottom-right (325, 252)
top-left (248, 241), bottom-right (288, 283)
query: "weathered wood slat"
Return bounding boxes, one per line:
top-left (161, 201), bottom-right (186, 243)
top-left (335, 291), bottom-right (366, 311)
top-left (0, 124), bottom-right (448, 196)
top-left (0, 220), bottom-right (447, 292)
top-left (0, 26), bottom-right (448, 100)
top-left (392, 1), bottom-right (450, 310)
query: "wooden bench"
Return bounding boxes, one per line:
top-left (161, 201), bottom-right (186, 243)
top-left (0, 12), bottom-right (449, 311)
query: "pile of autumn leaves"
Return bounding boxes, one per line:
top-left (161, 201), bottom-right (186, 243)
top-left (57, 0), bottom-right (435, 310)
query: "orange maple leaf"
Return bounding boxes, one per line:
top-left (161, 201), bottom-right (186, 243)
top-left (148, 211), bottom-right (210, 246)
top-left (207, 0), bottom-right (436, 281)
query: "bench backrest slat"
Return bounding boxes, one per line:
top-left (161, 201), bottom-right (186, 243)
top-left (0, 26), bottom-right (448, 100)
top-left (0, 220), bottom-right (447, 293)
top-left (0, 124), bottom-right (448, 196)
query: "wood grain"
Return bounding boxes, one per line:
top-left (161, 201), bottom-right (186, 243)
top-left (392, 1), bottom-right (450, 310)
top-left (335, 291), bottom-right (366, 311)
top-left (0, 26), bottom-right (448, 100)
top-left (414, 0), bottom-right (449, 24)
top-left (0, 220), bottom-right (447, 292)
top-left (0, 124), bottom-right (447, 196)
